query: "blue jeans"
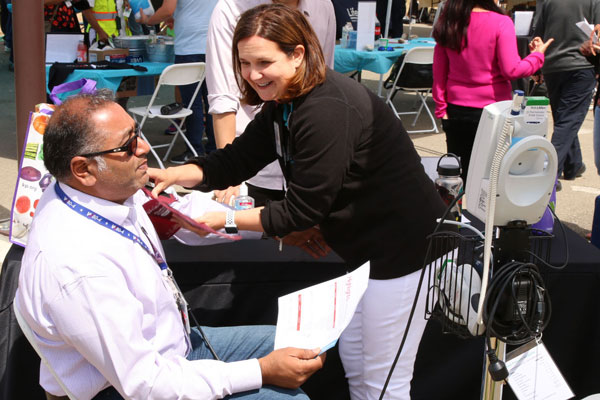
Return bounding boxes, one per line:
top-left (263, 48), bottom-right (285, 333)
top-left (174, 54), bottom-right (216, 154)
top-left (594, 106), bottom-right (600, 175)
top-left (544, 68), bottom-right (595, 178)
top-left (93, 326), bottom-right (308, 399)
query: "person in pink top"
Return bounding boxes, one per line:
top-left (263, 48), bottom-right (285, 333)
top-left (432, 0), bottom-right (553, 182)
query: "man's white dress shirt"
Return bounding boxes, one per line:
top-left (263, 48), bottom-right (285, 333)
top-left (205, 0), bottom-right (336, 191)
top-left (15, 182), bottom-right (262, 399)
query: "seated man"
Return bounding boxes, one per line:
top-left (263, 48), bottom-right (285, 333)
top-left (14, 91), bottom-right (324, 400)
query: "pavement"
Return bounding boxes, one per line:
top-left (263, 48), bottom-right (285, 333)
top-left (1, 24), bottom-right (599, 272)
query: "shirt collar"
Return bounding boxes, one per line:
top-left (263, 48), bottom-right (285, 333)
top-left (56, 182), bottom-right (136, 227)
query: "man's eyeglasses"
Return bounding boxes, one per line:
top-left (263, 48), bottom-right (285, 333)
top-left (80, 125), bottom-right (140, 158)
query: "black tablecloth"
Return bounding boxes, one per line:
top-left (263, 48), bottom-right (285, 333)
top-left (1, 226), bottom-right (599, 399)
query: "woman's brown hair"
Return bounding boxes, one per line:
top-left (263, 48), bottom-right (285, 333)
top-left (232, 3), bottom-right (327, 105)
top-left (433, 0), bottom-right (505, 52)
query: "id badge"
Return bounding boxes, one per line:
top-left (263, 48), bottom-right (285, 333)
top-left (163, 269), bottom-right (191, 335)
top-left (274, 122), bottom-right (283, 157)
top-left (123, 7), bottom-right (132, 18)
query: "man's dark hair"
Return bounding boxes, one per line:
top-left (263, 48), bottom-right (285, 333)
top-left (43, 90), bottom-right (115, 181)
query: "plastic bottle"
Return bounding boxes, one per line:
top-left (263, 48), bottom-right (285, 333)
top-left (374, 15), bottom-right (381, 42)
top-left (76, 41), bottom-right (87, 62)
top-left (341, 22), bottom-right (353, 49)
top-left (234, 182), bottom-right (255, 210)
top-left (435, 153), bottom-right (463, 221)
top-left (149, 28), bottom-right (157, 44)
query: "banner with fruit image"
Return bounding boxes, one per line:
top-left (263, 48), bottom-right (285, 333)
top-left (10, 104), bottom-right (56, 247)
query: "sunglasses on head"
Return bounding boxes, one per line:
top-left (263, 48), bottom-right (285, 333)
top-left (80, 125), bottom-right (141, 158)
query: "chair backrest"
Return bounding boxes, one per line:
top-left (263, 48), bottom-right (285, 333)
top-left (157, 62), bottom-right (206, 87)
top-left (403, 46), bottom-right (434, 65)
top-left (13, 302), bottom-right (78, 400)
top-left (139, 62), bottom-right (206, 127)
top-left (391, 46), bottom-right (434, 90)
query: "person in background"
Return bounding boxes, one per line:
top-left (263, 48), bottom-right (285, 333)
top-left (138, 0), bottom-right (218, 164)
top-left (533, 0), bottom-right (599, 190)
top-left (579, 25), bottom-right (600, 176)
top-left (149, 4), bottom-right (452, 399)
top-left (376, 0), bottom-right (406, 39)
top-left (15, 90), bottom-right (324, 400)
top-left (44, 0), bottom-right (110, 43)
top-left (432, 0), bottom-right (552, 183)
top-left (206, 0), bottom-right (335, 207)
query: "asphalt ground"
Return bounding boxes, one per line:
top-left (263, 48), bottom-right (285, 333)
top-left (1, 24), bottom-right (599, 269)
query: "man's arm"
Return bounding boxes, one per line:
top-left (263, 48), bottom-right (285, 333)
top-left (81, 8), bottom-right (109, 42)
top-left (137, 0), bottom-right (176, 25)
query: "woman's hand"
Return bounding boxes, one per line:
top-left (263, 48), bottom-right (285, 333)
top-left (213, 185), bottom-right (240, 206)
top-left (147, 164), bottom-right (204, 198)
top-left (171, 211), bottom-right (226, 237)
top-left (529, 37), bottom-right (554, 54)
top-left (278, 227), bottom-right (331, 259)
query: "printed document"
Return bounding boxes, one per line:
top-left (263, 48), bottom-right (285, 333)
top-left (274, 262), bottom-right (370, 353)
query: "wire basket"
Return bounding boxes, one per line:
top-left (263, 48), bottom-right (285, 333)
top-left (424, 227), bottom-right (553, 339)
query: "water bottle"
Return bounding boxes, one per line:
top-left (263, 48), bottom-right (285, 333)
top-left (341, 22), bottom-right (353, 49)
top-left (435, 153), bottom-right (463, 221)
top-left (234, 182), bottom-right (255, 210)
top-left (149, 28), bottom-right (157, 44)
top-left (76, 40), bottom-right (87, 62)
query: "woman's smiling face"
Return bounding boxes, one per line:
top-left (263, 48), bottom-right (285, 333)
top-left (237, 35), bottom-right (304, 102)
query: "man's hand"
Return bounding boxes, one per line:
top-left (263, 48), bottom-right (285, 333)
top-left (278, 227), bottom-right (331, 259)
top-left (137, 7), bottom-right (149, 24)
top-left (259, 347), bottom-right (325, 389)
top-left (213, 185), bottom-right (240, 206)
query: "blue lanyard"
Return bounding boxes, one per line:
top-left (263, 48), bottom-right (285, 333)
top-left (54, 183), bottom-right (169, 271)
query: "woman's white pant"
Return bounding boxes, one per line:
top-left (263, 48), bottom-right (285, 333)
top-left (339, 267), bottom-right (430, 400)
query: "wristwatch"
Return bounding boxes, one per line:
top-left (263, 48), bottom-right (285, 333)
top-left (225, 209), bottom-right (238, 234)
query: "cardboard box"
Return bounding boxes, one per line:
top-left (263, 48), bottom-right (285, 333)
top-left (88, 47), bottom-right (130, 63)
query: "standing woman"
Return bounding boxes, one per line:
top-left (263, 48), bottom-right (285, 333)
top-left (150, 4), bottom-right (449, 399)
top-left (432, 0), bottom-right (553, 183)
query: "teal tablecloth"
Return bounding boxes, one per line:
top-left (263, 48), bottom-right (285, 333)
top-left (334, 38), bottom-right (436, 74)
top-left (45, 62), bottom-right (171, 100)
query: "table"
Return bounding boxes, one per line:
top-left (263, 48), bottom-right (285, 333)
top-left (334, 37), bottom-right (436, 95)
top-left (2, 225), bottom-right (599, 399)
top-left (45, 61), bottom-right (171, 100)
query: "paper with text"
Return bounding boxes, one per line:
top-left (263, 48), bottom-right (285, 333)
top-left (576, 18), bottom-right (597, 43)
top-left (506, 341), bottom-right (574, 400)
top-left (274, 262), bottom-right (370, 353)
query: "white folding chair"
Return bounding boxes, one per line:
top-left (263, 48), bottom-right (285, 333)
top-left (385, 46), bottom-right (439, 134)
top-left (129, 62), bottom-right (206, 169)
top-left (13, 302), bottom-right (78, 400)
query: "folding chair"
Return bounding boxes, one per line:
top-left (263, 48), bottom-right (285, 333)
top-left (129, 62), bottom-right (206, 169)
top-left (13, 302), bottom-right (77, 400)
top-left (385, 46), bottom-right (439, 134)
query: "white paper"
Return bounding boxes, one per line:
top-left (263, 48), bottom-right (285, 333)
top-left (274, 262), bottom-right (370, 352)
top-left (576, 18), bottom-right (597, 43)
top-left (45, 33), bottom-right (84, 64)
top-left (356, 2), bottom-right (376, 51)
top-left (506, 341), bottom-right (574, 400)
top-left (514, 11), bottom-right (534, 36)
